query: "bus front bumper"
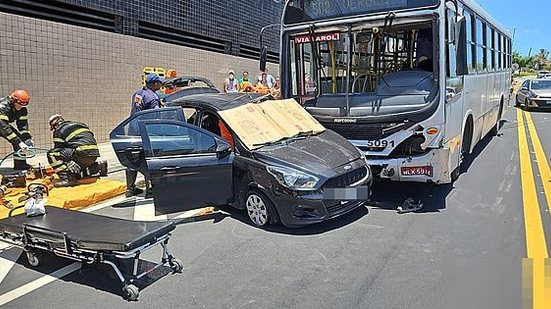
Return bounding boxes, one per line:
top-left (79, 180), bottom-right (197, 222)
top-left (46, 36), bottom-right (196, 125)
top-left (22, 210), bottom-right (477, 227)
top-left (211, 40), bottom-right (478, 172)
top-left (366, 148), bottom-right (452, 184)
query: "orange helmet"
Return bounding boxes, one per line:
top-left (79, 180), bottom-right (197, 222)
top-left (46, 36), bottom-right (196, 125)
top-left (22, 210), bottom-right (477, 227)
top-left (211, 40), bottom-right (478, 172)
top-left (10, 90), bottom-right (30, 106)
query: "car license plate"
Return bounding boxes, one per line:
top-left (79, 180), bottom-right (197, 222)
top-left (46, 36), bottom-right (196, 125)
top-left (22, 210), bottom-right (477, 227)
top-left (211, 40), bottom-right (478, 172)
top-left (323, 187), bottom-right (369, 200)
top-left (401, 166), bottom-right (433, 177)
top-left (366, 139), bottom-right (395, 149)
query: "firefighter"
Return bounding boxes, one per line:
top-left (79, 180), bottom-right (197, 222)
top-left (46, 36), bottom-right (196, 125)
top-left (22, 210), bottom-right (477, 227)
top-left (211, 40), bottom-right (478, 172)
top-left (47, 114), bottom-right (101, 187)
top-left (0, 90), bottom-right (33, 170)
top-left (126, 73), bottom-right (164, 197)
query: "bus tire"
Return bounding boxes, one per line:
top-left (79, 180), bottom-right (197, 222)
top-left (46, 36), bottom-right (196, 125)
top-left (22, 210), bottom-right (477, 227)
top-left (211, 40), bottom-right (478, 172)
top-left (490, 99), bottom-right (504, 136)
top-left (452, 118), bottom-right (473, 182)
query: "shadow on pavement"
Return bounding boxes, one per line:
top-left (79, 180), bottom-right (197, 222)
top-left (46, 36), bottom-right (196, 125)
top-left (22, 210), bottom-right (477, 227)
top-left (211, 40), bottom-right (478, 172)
top-left (218, 204), bottom-right (369, 236)
top-left (11, 248), bottom-right (177, 300)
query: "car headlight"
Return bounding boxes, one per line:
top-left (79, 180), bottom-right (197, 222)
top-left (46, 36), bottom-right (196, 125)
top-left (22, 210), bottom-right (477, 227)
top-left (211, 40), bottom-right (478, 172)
top-left (266, 166), bottom-right (320, 190)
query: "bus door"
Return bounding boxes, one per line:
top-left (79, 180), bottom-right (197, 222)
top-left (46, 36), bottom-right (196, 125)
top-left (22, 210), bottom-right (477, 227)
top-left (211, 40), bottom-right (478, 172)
top-left (444, 8), bottom-right (465, 168)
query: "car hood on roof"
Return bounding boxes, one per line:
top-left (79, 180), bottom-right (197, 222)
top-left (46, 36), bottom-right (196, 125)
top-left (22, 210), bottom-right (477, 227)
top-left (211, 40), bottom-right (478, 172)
top-left (253, 130), bottom-right (362, 178)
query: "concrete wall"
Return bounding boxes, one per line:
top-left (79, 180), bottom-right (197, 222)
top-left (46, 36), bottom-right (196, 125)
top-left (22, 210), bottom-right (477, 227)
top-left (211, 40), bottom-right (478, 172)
top-left (0, 12), bottom-right (278, 154)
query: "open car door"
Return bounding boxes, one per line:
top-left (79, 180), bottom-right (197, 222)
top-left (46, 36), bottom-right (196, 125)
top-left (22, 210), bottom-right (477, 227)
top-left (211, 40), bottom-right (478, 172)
top-left (138, 119), bottom-right (234, 213)
top-left (110, 107), bottom-right (187, 174)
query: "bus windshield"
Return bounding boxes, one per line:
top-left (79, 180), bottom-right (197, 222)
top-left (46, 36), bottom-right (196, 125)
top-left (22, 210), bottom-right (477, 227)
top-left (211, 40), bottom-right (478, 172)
top-left (284, 0), bottom-right (439, 25)
top-left (289, 22), bottom-right (435, 98)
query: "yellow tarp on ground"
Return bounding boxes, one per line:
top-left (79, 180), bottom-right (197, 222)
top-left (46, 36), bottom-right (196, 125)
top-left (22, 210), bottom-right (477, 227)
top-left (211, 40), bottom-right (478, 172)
top-left (0, 178), bottom-right (126, 219)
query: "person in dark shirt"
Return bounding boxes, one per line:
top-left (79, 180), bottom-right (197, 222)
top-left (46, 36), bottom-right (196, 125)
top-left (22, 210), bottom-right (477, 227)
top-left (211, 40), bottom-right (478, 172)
top-left (126, 73), bottom-right (165, 197)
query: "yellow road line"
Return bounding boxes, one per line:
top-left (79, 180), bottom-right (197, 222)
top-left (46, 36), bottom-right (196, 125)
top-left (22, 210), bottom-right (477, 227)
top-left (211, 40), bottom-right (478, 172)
top-left (523, 111), bottom-right (551, 308)
top-left (517, 109), bottom-right (549, 258)
top-left (517, 109), bottom-right (550, 309)
top-left (524, 112), bottom-right (551, 218)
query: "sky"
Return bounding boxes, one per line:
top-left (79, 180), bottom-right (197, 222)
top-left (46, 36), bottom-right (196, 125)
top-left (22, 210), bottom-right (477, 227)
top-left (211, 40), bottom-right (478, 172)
top-left (476, 0), bottom-right (550, 56)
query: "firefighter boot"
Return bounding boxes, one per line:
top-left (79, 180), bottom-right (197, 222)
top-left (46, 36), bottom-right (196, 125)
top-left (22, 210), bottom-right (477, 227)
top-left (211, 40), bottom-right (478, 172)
top-left (13, 160), bottom-right (31, 171)
top-left (98, 160), bottom-right (108, 176)
top-left (54, 172), bottom-right (78, 188)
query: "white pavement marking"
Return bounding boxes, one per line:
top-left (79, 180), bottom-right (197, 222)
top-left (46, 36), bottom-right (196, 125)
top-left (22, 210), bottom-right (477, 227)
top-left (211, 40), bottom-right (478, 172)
top-left (133, 199), bottom-right (167, 221)
top-left (0, 262), bottom-right (81, 306)
top-left (0, 242), bottom-right (22, 287)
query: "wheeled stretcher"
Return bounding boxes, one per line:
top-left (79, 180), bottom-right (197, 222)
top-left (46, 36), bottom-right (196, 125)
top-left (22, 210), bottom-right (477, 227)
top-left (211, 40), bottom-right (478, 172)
top-left (0, 206), bottom-right (182, 300)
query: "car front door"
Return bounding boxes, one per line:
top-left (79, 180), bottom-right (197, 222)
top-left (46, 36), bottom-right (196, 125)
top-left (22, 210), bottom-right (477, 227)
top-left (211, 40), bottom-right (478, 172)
top-left (138, 120), bottom-right (234, 213)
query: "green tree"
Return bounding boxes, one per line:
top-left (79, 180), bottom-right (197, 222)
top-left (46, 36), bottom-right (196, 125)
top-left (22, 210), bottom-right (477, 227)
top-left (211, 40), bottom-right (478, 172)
top-left (513, 51), bottom-right (534, 73)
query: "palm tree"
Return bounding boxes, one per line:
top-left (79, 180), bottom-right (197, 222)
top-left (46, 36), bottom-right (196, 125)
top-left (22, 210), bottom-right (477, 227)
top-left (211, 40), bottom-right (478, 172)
top-left (535, 49), bottom-right (549, 70)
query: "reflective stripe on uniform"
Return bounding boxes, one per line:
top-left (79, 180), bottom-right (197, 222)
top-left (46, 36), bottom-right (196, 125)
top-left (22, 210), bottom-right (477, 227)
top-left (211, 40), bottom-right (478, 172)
top-left (6, 133), bottom-right (17, 140)
top-left (53, 138), bottom-right (65, 143)
top-left (0, 115), bottom-right (9, 121)
top-left (65, 128), bottom-right (91, 142)
top-left (18, 116), bottom-right (28, 121)
top-left (19, 130), bottom-right (30, 135)
top-left (54, 165), bottom-right (67, 173)
top-left (76, 145), bottom-right (99, 152)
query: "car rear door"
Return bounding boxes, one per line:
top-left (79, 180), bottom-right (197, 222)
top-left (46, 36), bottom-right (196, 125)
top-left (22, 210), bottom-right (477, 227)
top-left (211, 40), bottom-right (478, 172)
top-left (138, 119), bottom-right (234, 213)
top-left (110, 107), bottom-right (186, 174)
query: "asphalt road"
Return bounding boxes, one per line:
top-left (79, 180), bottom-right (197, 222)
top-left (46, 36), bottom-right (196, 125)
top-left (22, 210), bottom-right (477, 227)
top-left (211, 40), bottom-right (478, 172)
top-left (1, 105), bottom-right (550, 308)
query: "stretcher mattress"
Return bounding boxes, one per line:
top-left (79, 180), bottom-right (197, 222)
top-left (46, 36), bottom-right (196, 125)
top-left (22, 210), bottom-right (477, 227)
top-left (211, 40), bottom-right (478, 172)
top-left (0, 206), bottom-right (175, 252)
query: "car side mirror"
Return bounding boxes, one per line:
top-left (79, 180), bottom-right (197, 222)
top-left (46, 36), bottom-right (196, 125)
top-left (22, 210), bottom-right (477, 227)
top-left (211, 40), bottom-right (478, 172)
top-left (216, 142), bottom-right (232, 159)
top-left (260, 46), bottom-right (268, 72)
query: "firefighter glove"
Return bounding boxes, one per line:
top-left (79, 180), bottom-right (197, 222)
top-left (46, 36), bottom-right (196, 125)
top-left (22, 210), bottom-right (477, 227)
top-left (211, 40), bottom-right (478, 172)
top-left (66, 161), bottom-right (81, 174)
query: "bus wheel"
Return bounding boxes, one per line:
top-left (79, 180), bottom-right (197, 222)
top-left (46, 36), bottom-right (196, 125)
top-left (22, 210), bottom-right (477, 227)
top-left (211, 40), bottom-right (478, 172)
top-left (452, 120), bottom-right (473, 182)
top-left (490, 100), bottom-right (504, 136)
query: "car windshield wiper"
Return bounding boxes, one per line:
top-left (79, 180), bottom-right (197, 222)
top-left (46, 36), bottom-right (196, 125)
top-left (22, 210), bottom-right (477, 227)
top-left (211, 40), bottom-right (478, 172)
top-left (253, 131), bottom-right (319, 148)
top-left (252, 137), bottom-right (289, 148)
top-left (289, 130), bottom-right (315, 139)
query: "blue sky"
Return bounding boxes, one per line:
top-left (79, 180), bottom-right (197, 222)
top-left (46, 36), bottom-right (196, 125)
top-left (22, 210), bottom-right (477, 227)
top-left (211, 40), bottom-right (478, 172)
top-left (476, 0), bottom-right (550, 56)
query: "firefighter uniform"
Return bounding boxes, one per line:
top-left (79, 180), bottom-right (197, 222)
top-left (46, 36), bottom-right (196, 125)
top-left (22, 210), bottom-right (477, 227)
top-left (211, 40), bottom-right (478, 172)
top-left (47, 120), bottom-right (100, 185)
top-left (0, 96), bottom-right (32, 170)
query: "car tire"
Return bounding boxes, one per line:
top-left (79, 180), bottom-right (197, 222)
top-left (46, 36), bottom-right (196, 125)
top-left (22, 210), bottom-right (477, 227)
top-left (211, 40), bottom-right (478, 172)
top-left (244, 189), bottom-right (279, 227)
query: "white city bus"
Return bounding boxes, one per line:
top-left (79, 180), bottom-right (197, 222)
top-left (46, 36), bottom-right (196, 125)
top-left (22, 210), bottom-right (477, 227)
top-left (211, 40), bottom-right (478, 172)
top-left (271, 0), bottom-right (512, 184)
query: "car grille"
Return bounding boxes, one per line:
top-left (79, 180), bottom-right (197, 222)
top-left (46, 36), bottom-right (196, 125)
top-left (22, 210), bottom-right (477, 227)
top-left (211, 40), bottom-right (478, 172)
top-left (324, 167), bottom-right (368, 188)
top-left (325, 201), bottom-right (362, 217)
top-left (321, 122), bottom-right (413, 140)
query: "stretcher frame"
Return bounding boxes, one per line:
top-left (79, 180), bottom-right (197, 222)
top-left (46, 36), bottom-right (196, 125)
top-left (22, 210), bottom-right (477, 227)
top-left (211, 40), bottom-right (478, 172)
top-left (0, 211), bottom-right (183, 301)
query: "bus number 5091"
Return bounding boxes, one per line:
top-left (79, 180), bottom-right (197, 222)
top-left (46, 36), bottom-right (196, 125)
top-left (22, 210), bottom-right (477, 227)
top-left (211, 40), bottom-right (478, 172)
top-left (366, 140), bottom-right (395, 148)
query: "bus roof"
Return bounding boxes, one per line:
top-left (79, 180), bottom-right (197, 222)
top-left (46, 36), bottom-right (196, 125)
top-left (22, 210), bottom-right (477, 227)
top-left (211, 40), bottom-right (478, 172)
top-left (282, 0), bottom-right (511, 38)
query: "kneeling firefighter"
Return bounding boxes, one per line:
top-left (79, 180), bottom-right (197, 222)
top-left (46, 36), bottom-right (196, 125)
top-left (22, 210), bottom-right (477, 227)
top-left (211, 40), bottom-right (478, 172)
top-left (0, 90), bottom-right (33, 170)
top-left (47, 114), bottom-right (107, 187)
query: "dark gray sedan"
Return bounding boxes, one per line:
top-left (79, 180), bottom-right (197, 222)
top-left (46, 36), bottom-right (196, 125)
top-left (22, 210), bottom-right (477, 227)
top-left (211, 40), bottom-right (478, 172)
top-left (110, 93), bottom-right (372, 228)
top-left (516, 79), bottom-right (551, 109)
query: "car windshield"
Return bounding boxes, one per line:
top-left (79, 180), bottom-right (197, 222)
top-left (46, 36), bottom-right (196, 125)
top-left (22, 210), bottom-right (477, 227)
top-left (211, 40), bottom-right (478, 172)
top-left (218, 98), bottom-right (326, 150)
top-left (531, 80), bottom-right (551, 90)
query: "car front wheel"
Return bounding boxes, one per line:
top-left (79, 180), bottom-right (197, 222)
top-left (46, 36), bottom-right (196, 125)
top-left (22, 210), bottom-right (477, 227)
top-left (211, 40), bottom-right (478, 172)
top-left (245, 190), bottom-right (277, 227)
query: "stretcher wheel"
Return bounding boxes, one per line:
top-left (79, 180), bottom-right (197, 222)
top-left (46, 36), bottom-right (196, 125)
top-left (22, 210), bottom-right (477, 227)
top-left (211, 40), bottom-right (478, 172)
top-left (123, 284), bottom-right (139, 301)
top-left (170, 258), bottom-right (183, 273)
top-left (26, 252), bottom-right (40, 267)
